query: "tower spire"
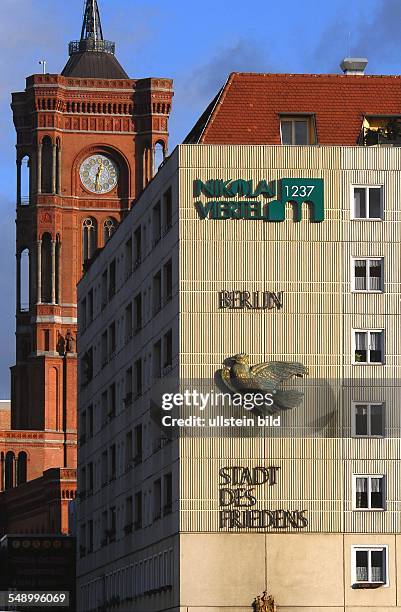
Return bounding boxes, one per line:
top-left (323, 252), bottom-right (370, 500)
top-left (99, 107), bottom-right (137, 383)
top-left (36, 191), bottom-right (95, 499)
top-left (81, 0), bottom-right (103, 43)
top-left (63, 0), bottom-right (129, 78)
top-left (67, 0), bottom-right (115, 56)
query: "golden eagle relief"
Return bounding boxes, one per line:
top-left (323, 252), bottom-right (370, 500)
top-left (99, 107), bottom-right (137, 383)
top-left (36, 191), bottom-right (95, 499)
top-left (218, 353), bottom-right (308, 413)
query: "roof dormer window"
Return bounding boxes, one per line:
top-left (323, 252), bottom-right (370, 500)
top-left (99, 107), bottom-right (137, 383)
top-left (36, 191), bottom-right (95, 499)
top-left (361, 116), bottom-right (401, 146)
top-left (280, 115), bottom-right (316, 145)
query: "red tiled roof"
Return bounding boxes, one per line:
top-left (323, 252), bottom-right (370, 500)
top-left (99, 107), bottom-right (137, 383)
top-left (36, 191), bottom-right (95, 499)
top-left (185, 72), bottom-right (401, 145)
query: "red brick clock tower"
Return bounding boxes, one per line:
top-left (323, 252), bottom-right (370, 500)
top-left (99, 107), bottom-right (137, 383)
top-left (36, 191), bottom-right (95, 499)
top-left (0, 0), bottom-right (173, 533)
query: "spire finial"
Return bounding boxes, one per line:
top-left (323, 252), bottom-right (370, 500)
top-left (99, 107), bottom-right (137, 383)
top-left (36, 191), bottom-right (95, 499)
top-left (81, 0), bottom-right (104, 43)
top-left (68, 0), bottom-right (115, 56)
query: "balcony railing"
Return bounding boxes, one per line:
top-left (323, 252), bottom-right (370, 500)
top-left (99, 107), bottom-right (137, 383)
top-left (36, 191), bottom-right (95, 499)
top-left (68, 39), bottom-right (115, 55)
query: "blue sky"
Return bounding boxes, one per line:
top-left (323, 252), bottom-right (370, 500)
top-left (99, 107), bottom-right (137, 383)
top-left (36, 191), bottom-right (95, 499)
top-left (0, 0), bottom-right (400, 396)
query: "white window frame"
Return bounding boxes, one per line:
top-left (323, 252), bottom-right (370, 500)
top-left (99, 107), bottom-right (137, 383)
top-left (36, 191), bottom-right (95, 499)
top-left (352, 474), bottom-right (386, 510)
top-left (280, 116), bottom-right (312, 145)
top-left (351, 184), bottom-right (383, 220)
top-left (352, 329), bottom-right (385, 365)
top-left (351, 545), bottom-right (388, 586)
top-left (352, 402), bottom-right (385, 438)
top-left (351, 257), bottom-right (384, 293)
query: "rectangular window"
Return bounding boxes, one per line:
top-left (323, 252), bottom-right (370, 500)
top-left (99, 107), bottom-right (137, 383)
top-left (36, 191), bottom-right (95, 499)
top-left (134, 226), bottom-right (142, 267)
top-left (125, 303), bottom-right (133, 342)
top-left (280, 116), bottom-right (313, 145)
top-left (108, 322), bottom-right (116, 359)
top-left (110, 444), bottom-right (116, 481)
top-left (81, 346), bottom-right (93, 385)
top-left (352, 186), bottom-right (382, 219)
top-left (164, 329), bottom-right (173, 370)
top-left (125, 430), bottom-right (133, 465)
top-left (153, 271), bottom-right (162, 314)
top-left (163, 259), bottom-right (173, 303)
top-left (80, 466), bottom-right (86, 497)
top-left (352, 258), bottom-right (383, 292)
top-left (109, 506), bottom-right (116, 541)
top-left (80, 524), bottom-right (86, 557)
top-left (163, 473), bottom-right (172, 515)
top-left (124, 366), bottom-right (132, 406)
top-left (353, 402), bottom-right (385, 437)
top-left (101, 270), bottom-right (108, 308)
top-left (101, 391), bottom-right (108, 427)
top-left (87, 461), bottom-right (93, 494)
top-left (88, 289), bottom-right (93, 323)
top-left (153, 201), bottom-right (161, 245)
top-left (109, 259), bottom-right (116, 298)
top-left (163, 187), bottom-right (172, 231)
top-left (354, 330), bottom-right (384, 364)
top-left (101, 450), bottom-right (108, 486)
top-left (134, 293), bottom-right (142, 331)
top-left (134, 359), bottom-right (142, 397)
top-left (153, 479), bottom-right (162, 520)
top-left (109, 382), bottom-right (116, 420)
top-left (101, 331), bottom-right (108, 367)
top-left (153, 340), bottom-right (162, 379)
top-left (352, 546), bottom-right (387, 585)
top-left (353, 475), bottom-right (385, 510)
top-left (101, 511), bottom-right (108, 546)
top-left (125, 237), bottom-right (132, 279)
top-left (44, 330), bottom-right (50, 352)
top-left (134, 424), bottom-right (143, 464)
top-left (80, 410), bottom-right (86, 445)
top-left (87, 404), bottom-right (93, 438)
top-left (88, 520), bottom-right (93, 553)
top-left (134, 491), bottom-right (142, 530)
top-left (80, 299), bottom-right (87, 330)
top-left (125, 496), bottom-right (133, 533)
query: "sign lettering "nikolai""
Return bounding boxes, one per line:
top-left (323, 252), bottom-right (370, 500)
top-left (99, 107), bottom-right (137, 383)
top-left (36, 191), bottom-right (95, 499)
top-left (194, 177), bottom-right (324, 222)
top-left (219, 290), bottom-right (283, 310)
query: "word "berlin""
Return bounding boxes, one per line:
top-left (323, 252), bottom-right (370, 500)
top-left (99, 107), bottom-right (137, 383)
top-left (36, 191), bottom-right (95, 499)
top-left (219, 290), bottom-right (283, 310)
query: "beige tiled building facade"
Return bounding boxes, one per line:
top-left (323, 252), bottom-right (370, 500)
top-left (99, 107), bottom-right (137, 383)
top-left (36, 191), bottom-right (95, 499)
top-left (76, 142), bottom-right (401, 611)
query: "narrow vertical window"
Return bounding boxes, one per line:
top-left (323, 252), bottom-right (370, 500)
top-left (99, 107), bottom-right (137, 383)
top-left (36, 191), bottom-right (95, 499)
top-left (103, 217), bottom-right (118, 243)
top-left (83, 218), bottom-right (97, 263)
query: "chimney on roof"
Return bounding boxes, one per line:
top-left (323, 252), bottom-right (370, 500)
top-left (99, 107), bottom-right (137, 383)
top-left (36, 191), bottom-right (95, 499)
top-left (340, 58), bottom-right (368, 75)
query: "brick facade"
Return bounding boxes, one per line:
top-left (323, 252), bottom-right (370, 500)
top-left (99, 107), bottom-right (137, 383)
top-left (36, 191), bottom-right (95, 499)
top-left (0, 1), bottom-right (173, 536)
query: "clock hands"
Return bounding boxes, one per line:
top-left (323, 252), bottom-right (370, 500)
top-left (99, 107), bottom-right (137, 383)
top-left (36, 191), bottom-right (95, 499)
top-left (80, 156), bottom-right (117, 193)
top-left (95, 159), bottom-right (104, 191)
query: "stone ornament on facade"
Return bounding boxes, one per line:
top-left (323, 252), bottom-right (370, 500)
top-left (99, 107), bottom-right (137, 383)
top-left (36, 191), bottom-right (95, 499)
top-left (218, 353), bottom-right (308, 412)
top-left (253, 589), bottom-right (276, 612)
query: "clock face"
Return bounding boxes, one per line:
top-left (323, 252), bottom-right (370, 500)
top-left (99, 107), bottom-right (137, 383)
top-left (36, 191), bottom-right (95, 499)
top-left (79, 154), bottom-right (119, 194)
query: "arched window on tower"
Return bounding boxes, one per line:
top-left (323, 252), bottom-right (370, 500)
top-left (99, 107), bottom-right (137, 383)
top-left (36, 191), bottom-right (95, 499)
top-left (20, 156), bottom-right (30, 205)
top-left (20, 248), bottom-right (30, 311)
top-left (41, 233), bottom-right (52, 303)
top-left (41, 137), bottom-right (53, 194)
top-left (103, 218), bottom-right (118, 244)
top-left (17, 452), bottom-right (27, 485)
top-left (154, 142), bottom-right (165, 175)
top-left (5, 451), bottom-right (15, 490)
top-left (83, 218), bottom-right (97, 263)
top-left (55, 235), bottom-right (61, 304)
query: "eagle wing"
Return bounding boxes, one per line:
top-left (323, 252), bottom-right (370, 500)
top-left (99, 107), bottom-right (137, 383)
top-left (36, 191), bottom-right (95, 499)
top-left (251, 361), bottom-right (307, 385)
top-left (219, 366), bottom-right (238, 393)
